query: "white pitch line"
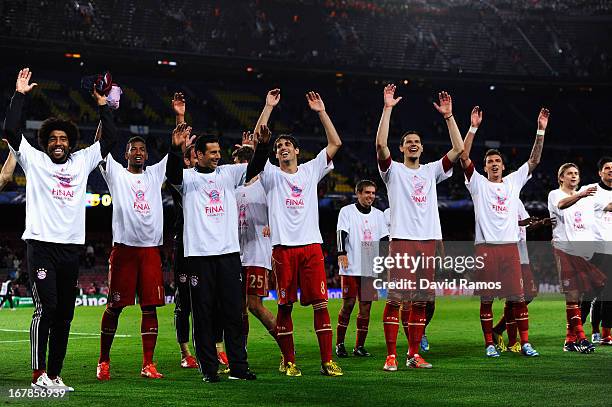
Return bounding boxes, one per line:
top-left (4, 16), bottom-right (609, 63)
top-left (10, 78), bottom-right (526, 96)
top-left (0, 328), bottom-right (132, 338)
top-left (0, 337), bottom-right (99, 343)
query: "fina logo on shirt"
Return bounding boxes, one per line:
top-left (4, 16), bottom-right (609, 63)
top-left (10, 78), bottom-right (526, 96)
top-left (131, 180), bottom-right (151, 214)
top-left (410, 175), bottom-right (427, 204)
top-left (492, 187), bottom-right (509, 213)
top-left (51, 171), bottom-right (75, 200)
top-left (284, 180), bottom-right (304, 208)
top-left (573, 211), bottom-right (585, 230)
top-left (204, 187), bottom-right (224, 216)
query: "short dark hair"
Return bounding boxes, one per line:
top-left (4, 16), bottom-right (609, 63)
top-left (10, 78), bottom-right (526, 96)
top-left (400, 130), bottom-right (421, 146)
top-left (127, 136), bottom-right (146, 146)
top-left (233, 146), bottom-right (254, 163)
top-left (274, 134), bottom-right (299, 151)
top-left (355, 179), bottom-right (377, 194)
top-left (484, 149), bottom-right (504, 165)
top-left (126, 136), bottom-right (146, 151)
top-left (194, 134), bottom-right (220, 154)
top-left (37, 117), bottom-right (79, 151)
top-left (597, 156), bottom-right (612, 171)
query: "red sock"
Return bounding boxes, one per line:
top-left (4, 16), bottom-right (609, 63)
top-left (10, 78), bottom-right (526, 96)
top-left (565, 323), bottom-right (577, 342)
top-left (512, 301), bottom-right (529, 345)
top-left (336, 309), bottom-right (351, 345)
top-left (32, 369), bottom-right (45, 383)
top-left (408, 304), bottom-right (426, 357)
top-left (99, 308), bottom-right (120, 363)
top-left (355, 315), bottom-right (369, 348)
top-left (276, 305), bottom-right (295, 364)
top-left (504, 302), bottom-right (517, 346)
top-left (602, 327), bottom-right (611, 338)
top-left (566, 302), bottom-right (586, 341)
top-left (480, 302), bottom-right (494, 346)
top-left (313, 301), bottom-right (333, 363)
top-left (400, 304), bottom-right (411, 341)
top-left (383, 301), bottom-right (400, 356)
top-left (141, 309), bottom-right (158, 367)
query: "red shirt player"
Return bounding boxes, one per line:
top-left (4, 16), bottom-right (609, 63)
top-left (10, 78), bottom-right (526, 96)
top-left (254, 89), bottom-right (343, 377)
top-left (376, 84), bottom-right (464, 370)
top-left (461, 105), bottom-right (550, 358)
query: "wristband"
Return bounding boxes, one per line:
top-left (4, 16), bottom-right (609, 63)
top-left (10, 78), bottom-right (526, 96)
top-left (536, 129), bottom-right (545, 136)
top-left (444, 114), bottom-right (453, 120)
top-left (469, 126), bottom-right (478, 134)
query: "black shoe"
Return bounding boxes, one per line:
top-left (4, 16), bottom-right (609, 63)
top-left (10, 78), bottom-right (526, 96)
top-left (577, 339), bottom-right (596, 354)
top-left (335, 343), bottom-right (349, 358)
top-left (228, 370), bottom-right (257, 380)
top-left (563, 341), bottom-right (580, 352)
top-left (353, 345), bottom-right (371, 357)
top-left (203, 373), bottom-right (221, 383)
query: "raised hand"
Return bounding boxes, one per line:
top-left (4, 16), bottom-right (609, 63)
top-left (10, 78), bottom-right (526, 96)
top-left (306, 91), bottom-right (325, 112)
top-left (172, 122), bottom-right (192, 151)
top-left (383, 84), bottom-right (402, 108)
top-left (255, 124), bottom-right (271, 144)
top-left (172, 92), bottom-right (186, 116)
top-left (242, 131), bottom-right (255, 147)
top-left (537, 108), bottom-right (550, 131)
top-left (266, 88), bottom-right (281, 107)
top-left (185, 133), bottom-right (197, 149)
top-left (92, 85), bottom-right (107, 106)
top-left (470, 106), bottom-right (483, 128)
top-left (433, 91), bottom-right (453, 117)
top-left (16, 68), bottom-right (38, 94)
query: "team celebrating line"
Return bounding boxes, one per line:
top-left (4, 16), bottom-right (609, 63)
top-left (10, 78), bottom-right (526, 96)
top-left (2, 68), bottom-right (611, 391)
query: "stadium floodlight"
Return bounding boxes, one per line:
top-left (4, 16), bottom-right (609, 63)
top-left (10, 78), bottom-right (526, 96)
top-left (489, 85), bottom-right (495, 91)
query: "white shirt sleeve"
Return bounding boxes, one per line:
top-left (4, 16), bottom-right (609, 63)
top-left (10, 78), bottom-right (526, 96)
top-left (82, 142), bottom-right (104, 173)
top-left (432, 157), bottom-right (453, 184)
top-left (337, 207), bottom-right (349, 233)
top-left (258, 160), bottom-right (275, 192)
top-left (148, 155), bottom-right (169, 183)
top-left (547, 190), bottom-right (561, 219)
top-left (303, 149), bottom-right (334, 182)
top-left (100, 153), bottom-right (120, 186)
top-left (223, 163), bottom-right (248, 188)
top-left (378, 159), bottom-right (394, 184)
top-left (506, 162), bottom-right (531, 190)
top-left (379, 210), bottom-right (390, 239)
top-left (465, 168), bottom-right (484, 195)
top-left (9, 135), bottom-right (42, 172)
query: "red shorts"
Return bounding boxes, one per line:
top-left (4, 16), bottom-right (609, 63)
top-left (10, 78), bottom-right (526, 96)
top-left (553, 248), bottom-right (607, 294)
top-left (388, 240), bottom-right (436, 301)
top-left (341, 276), bottom-right (378, 301)
top-left (272, 244), bottom-right (327, 306)
top-left (107, 245), bottom-right (164, 308)
top-left (474, 244), bottom-right (523, 298)
top-left (521, 264), bottom-right (538, 299)
top-left (243, 266), bottom-right (269, 297)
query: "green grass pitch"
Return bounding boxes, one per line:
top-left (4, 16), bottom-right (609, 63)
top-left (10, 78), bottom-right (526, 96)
top-left (1, 297), bottom-right (611, 407)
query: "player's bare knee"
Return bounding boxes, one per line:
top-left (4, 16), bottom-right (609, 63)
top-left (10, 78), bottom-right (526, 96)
top-left (341, 297), bottom-right (356, 313)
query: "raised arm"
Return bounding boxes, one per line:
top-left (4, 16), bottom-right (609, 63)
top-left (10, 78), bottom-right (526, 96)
top-left (376, 84), bottom-right (402, 163)
top-left (527, 108), bottom-right (549, 174)
top-left (3, 68), bottom-right (38, 150)
top-left (93, 88), bottom-right (117, 158)
top-left (253, 89), bottom-right (280, 135)
top-left (557, 185), bottom-right (597, 210)
top-left (306, 91), bottom-right (341, 160)
top-left (246, 124), bottom-right (272, 183)
top-left (432, 91), bottom-right (463, 162)
top-left (460, 106), bottom-right (483, 180)
top-left (0, 148), bottom-right (16, 191)
top-left (166, 123), bottom-right (192, 186)
top-left (172, 92), bottom-right (186, 126)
